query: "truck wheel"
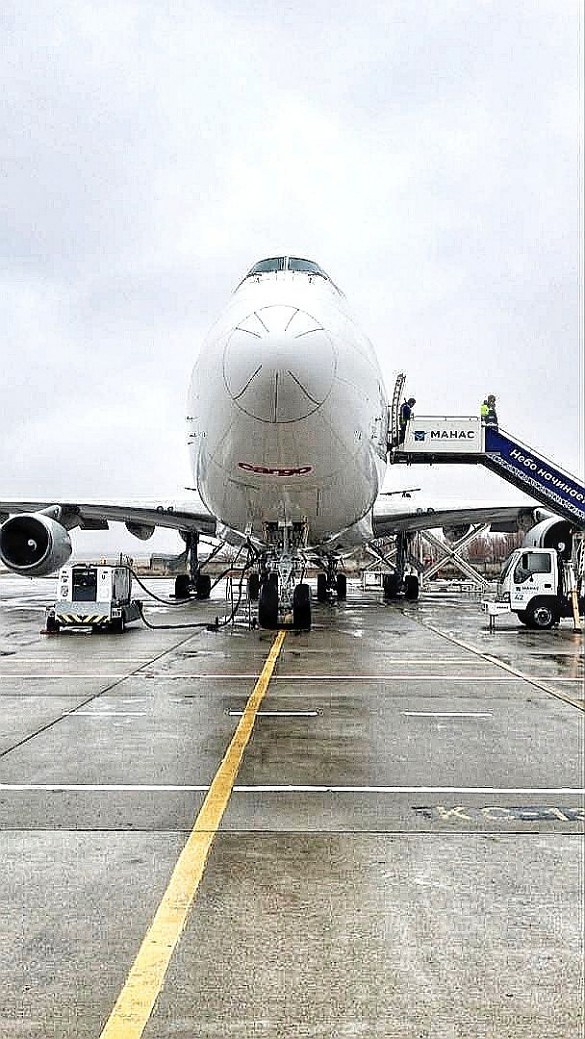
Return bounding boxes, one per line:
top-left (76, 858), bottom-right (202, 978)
top-left (516, 610), bottom-right (529, 626)
top-left (316, 573), bottom-right (328, 603)
top-left (110, 614), bottom-right (126, 634)
top-left (335, 573), bottom-right (347, 601)
top-left (526, 601), bottom-right (557, 630)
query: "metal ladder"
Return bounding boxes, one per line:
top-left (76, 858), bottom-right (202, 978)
top-left (387, 372), bottom-right (406, 450)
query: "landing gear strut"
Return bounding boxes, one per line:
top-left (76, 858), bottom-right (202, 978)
top-left (316, 557), bottom-right (346, 603)
top-left (174, 532), bottom-right (213, 600)
top-left (256, 521), bottom-right (312, 631)
top-left (379, 533), bottom-right (420, 601)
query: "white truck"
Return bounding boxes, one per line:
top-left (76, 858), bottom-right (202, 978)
top-left (45, 563), bottom-right (142, 633)
top-left (483, 518), bottom-right (584, 630)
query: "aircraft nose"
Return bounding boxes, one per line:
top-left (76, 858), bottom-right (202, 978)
top-left (223, 305), bottom-right (336, 423)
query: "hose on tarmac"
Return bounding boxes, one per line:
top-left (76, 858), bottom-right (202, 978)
top-left (127, 544), bottom-right (256, 631)
top-left (135, 601), bottom-right (210, 631)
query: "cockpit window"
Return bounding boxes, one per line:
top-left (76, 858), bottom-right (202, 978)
top-left (247, 257), bottom-right (286, 275)
top-left (287, 257), bottom-right (326, 277)
top-left (237, 255), bottom-right (342, 294)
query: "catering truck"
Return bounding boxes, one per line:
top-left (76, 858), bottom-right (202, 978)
top-left (45, 562), bottom-right (141, 633)
top-left (483, 518), bottom-right (584, 630)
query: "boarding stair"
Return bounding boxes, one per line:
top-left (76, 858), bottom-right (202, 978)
top-left (390, 417), bottom-right (585, 528)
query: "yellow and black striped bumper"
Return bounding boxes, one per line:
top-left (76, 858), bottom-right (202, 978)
top-left (55, 614), bottom-right (108, 625)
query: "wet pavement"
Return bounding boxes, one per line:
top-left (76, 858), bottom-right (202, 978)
top-left (0, 575), bottom-right (583, 1038)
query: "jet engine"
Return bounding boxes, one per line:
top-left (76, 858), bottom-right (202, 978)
top-left (442, 524), bottom-right (471, 543)
top-left (521, 517), bottom-right (574, 561)
top-left (125, 521), bottom-right (155, 540)
top-left (0, 513), bottom-right (72, 576)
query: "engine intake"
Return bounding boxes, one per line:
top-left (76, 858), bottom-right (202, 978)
top-left (0, 513), bottom-right (72, 576)
top-left (522, 517), bottom-right (574, 561)
top-left (442, 524), bottom-right (471, 543)
top-left (125, 521), bottom-right (155, 541)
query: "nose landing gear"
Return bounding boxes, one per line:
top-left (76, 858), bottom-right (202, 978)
top-left (257, 572), bottom-right (312, 631)
top-left (256, 521), bottom-right (312, 631)
top-left (258, 573), bottom-right (279, 628)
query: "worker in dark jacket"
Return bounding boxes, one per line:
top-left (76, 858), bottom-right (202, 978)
top-left (485, 394), bottom-right (498, 428)
top-left (399, 397), bottom-right (416, 443)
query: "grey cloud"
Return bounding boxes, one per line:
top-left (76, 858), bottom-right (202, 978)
top-left (1, 0), bottom-right (581, 544)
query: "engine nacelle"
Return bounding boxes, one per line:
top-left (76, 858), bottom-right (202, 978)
top-left (0, 513), bottom-right (72, 576)
top-left (522, 517), bottom-right (574, 561)
top-left (125, 521), bottom-right (155, 541)
top-left (442, 524), bottom-right (471, 543)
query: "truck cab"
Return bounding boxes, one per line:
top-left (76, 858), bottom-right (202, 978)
top-left (496, 548), bottom-right (560, 627)
top-left (492, 546), bottom-right (583, 629)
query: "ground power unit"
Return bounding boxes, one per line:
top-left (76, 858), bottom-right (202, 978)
top-left (45, 563), bottom-right (141, 633)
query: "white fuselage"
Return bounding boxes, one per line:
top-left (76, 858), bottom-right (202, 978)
top-left (188, 267), bottom-right (389, 547)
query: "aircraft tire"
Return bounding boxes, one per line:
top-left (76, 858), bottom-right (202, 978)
top-left (174, 574), bottom-right (190, 600)
top-left (258, 579), bottom-right (279, 629)
top-left (248, 573), bottom-right (260, 601)
top-left (383, 574), bottom-right (400, 600)
top-left (336, 573), bottom-right (347, 601)
top-left (196, 573), bottom-right (212, 600)
top-left (525, 599), bottom-right (558, 630)
top-left (293, 583), bottom-right (312, 631)
top-left (404, 575), bottom-right (419, 600)
top-left (316, 573), bottom-right (328, 603)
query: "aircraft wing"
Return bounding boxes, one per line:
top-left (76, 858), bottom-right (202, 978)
top-left (0, 495), bottom-right (216, 536)
top-left (371, 497), bottom-right (547, 538)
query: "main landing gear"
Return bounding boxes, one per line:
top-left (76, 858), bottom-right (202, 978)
top-left (316, 558), bottom-right (347, 603)
top-left (378, 532), bottom-right (420, 602)
top-left (383, 572), bottom-right (419, 601)
top-left (173, 532), bottom-right (213, 600)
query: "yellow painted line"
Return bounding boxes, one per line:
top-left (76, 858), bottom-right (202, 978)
top-left (98, 629), bottom-right (286, 1039)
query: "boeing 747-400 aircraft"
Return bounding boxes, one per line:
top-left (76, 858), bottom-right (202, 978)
top-left (0, 256), bottom-right (550, 629)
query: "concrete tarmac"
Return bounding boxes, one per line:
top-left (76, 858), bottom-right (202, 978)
top-left (0, 576), bottom-right (583, 1038)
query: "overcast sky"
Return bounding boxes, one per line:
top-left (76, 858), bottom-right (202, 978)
top-left (2, 1), bottom-right (582, 553)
